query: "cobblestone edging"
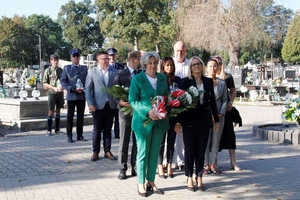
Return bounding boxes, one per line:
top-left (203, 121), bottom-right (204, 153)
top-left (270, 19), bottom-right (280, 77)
top-left (252, 123), bottom-right (300, 146)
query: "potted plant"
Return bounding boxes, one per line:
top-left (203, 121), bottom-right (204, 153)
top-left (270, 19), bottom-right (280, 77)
top-left (282, 97), bottom-right (300, 125)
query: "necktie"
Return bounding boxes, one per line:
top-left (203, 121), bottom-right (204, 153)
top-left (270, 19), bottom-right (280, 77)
top-left (133, 70), bottom-right (137, 75)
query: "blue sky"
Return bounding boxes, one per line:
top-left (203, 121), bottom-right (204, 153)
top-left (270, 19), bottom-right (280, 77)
top-left (1, 0), bottom-right (299, 20)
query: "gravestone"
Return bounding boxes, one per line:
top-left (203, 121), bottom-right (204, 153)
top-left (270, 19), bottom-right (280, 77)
top-left (232, 67), bottom-right (248, 89)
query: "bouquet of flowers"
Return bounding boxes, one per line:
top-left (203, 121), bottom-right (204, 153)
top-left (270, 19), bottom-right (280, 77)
top-left (143, 86), bottom-right (202, 127)
top-left (143, 95), bottom-right (168, 126)
top-left (274, 77), bottom-right (282, 84)
top-left (27, 74), bottom-right (40, 88)
top-left (103, 85), bottom-right (133, 115)
top-left (282, 97), bottom-right (300, 124)
top-left (245, 72), bottom-right (253, 85)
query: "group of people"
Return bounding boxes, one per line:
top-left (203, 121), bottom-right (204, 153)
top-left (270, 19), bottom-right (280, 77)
top-left (43, 41), bottom-right (241, 197)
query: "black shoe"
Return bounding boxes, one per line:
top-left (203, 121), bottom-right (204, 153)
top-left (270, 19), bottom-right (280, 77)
top-left (137, 184), bottom-right (147, 197)
top-left (197, 186), bottom-right (205, 191)
top-left (146, 182), bottom-right (164, 194)
top-left (168, 174), bottom-right (174, 178)
top-left (131, 169), bottom-right (137, 176)
top-left (118, 170), bottom-right (127, 180)
top-left (178, 165), bottom-right (185, 171)
top-left (158, 174), bottom-right (166, 179)
top-left (187, 186), bottom-right (195, 192)
top-left (77, 136), bottom-right (87, 141)
top-left (67, 137), bottom-right (73, 143)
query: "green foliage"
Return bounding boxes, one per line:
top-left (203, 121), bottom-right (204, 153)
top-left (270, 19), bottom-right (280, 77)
top-left (58, 0), bottom-right (104, 55)
top-left (103, 85), bottom-right (133, 116)
top-left (282, 97), bottom-right (300, 123)
top-left (25, 14), bottom-right (67, 61)
top-left (282, 12), bottom-right (300, 64)
top-left (0, 16), bottom-right (35, 67)
top-left (96, 0), bottom-right (175, 54)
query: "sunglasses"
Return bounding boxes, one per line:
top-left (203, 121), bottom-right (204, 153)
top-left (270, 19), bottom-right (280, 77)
top-left (192, 63), bottom-right (202, 67)
top-left (72, 54), bottom-right (80, 58)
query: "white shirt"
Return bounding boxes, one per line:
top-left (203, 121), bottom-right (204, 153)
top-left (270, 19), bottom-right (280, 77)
top-left (127, 66), bottom-right (136, 78)
top-left (98, 66), bottom-right (109, 86)
top-left (146, 74), bottom-right (157, 90)
top-left (197, 84), bottom-right (204, 105)
top-left (174, 57), bottom-right (190, 78)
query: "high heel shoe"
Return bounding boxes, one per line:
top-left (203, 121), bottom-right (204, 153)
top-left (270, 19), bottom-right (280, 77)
top-left (168, 174), bottom-right (174, 178)
top-left (187, 178), bottom-right (195, 192)
top-left (146, 182), bottom-right (164, 194)
top-left (195, 176), bottom-right (205, 191)
top-left (158, 174), bottom-right (166, 179)
top-left (137, 184), bottom-right (147, 197)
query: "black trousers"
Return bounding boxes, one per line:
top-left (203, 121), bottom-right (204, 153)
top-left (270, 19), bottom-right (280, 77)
top-left (66, 100), bottom-right (85, 138)
top-left (182, 125), bottom-right (210, 177)
top-left (158, 118), bottom-right (177, 164)
top-left (92, 103), bottom-right (114, 153)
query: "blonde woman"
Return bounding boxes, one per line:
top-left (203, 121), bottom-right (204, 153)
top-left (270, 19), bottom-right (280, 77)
top-left (175, 56), bottom-right (219, 191)
top-left (213, 56), bottom-right (242, 171)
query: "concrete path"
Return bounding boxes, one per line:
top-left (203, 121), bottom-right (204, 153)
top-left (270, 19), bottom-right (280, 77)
top-left (1, 105), bottom-right (299, 200)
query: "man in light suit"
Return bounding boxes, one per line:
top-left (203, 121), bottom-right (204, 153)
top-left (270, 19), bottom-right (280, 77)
top-left (61, 48), bottom-right (88, 143)
top-left (113, 51), bottom-right (141, 180)
top-left (85, 51), bottom-right (118, 161)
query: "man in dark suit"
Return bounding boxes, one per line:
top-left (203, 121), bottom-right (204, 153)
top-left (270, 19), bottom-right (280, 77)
top-left (85, 51), bottom-right (118, 161)
top-left (113, 51), bottom-right (141, 180)
top-left (107, 47), bottom-right (124, 139)
top-left (61, 48), bottom-right (88, 143)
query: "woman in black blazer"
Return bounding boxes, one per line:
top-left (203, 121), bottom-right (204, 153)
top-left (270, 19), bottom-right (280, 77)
top-left (175, 56), bottom-right (219, 191)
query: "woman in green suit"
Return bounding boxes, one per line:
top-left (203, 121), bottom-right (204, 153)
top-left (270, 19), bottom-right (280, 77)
top-left (129, 52), bottom-right (169, 197)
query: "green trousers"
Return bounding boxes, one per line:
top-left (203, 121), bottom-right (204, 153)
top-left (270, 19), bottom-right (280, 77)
top-left (135, 125), bottom-right (165, 184)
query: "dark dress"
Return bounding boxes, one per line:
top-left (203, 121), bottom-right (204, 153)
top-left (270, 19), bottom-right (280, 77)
top-left (219, 73), bottom-right (236, 150)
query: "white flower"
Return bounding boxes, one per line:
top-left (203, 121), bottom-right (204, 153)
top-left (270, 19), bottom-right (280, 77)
top-left (291, 102), bottom-right (297, 108)
top-left (185, 92), bottom-right (192, 104)
top-left (282, 106), bottom-right (287, 113)
top-left (188, 86), bottom-right (199, 97)
top-left (240, 85), bottom-right (248, 93)
top-left (295, 109), bottom-right (300, 117)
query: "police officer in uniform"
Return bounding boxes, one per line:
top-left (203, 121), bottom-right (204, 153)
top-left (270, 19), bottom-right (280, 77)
top-left (61, 48), bottom-right (88, 143)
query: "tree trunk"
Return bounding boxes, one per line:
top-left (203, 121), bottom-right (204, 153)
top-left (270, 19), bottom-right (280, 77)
top-left (155, 43), bottom-right (160, 56)
top-left (228, 45), bottom-right (240, 69)
top-left (134, 36), bottom-right (139, 51)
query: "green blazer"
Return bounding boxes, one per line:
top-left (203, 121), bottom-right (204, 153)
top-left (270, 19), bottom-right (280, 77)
top-left (129, 71), bottom-right (170, 136)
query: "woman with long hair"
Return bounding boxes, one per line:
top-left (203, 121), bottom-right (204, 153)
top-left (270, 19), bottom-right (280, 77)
top-left (157, 57), bottom-right (181, 179)
top-left (213, 56), bottom-right (242, 171)
top-left (175, 56), bottom-right (219, 191)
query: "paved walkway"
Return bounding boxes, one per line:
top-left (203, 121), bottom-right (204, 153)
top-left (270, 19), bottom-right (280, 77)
top-left (0, 105), bottom-right (299, 200)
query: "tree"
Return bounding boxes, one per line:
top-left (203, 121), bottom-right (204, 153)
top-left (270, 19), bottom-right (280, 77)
top-left (58, 0), bottom-right (104, 55)
top-left (282, 12), bottom-right (300, 64)
top-left (95, 0), bottom-right (175, 53)
top-left (175, 0), bottom-right (273, 67)
top-left (0, 16), bottom-right (35, 67)
top-left (25, 14), bottom-right (67, 62)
